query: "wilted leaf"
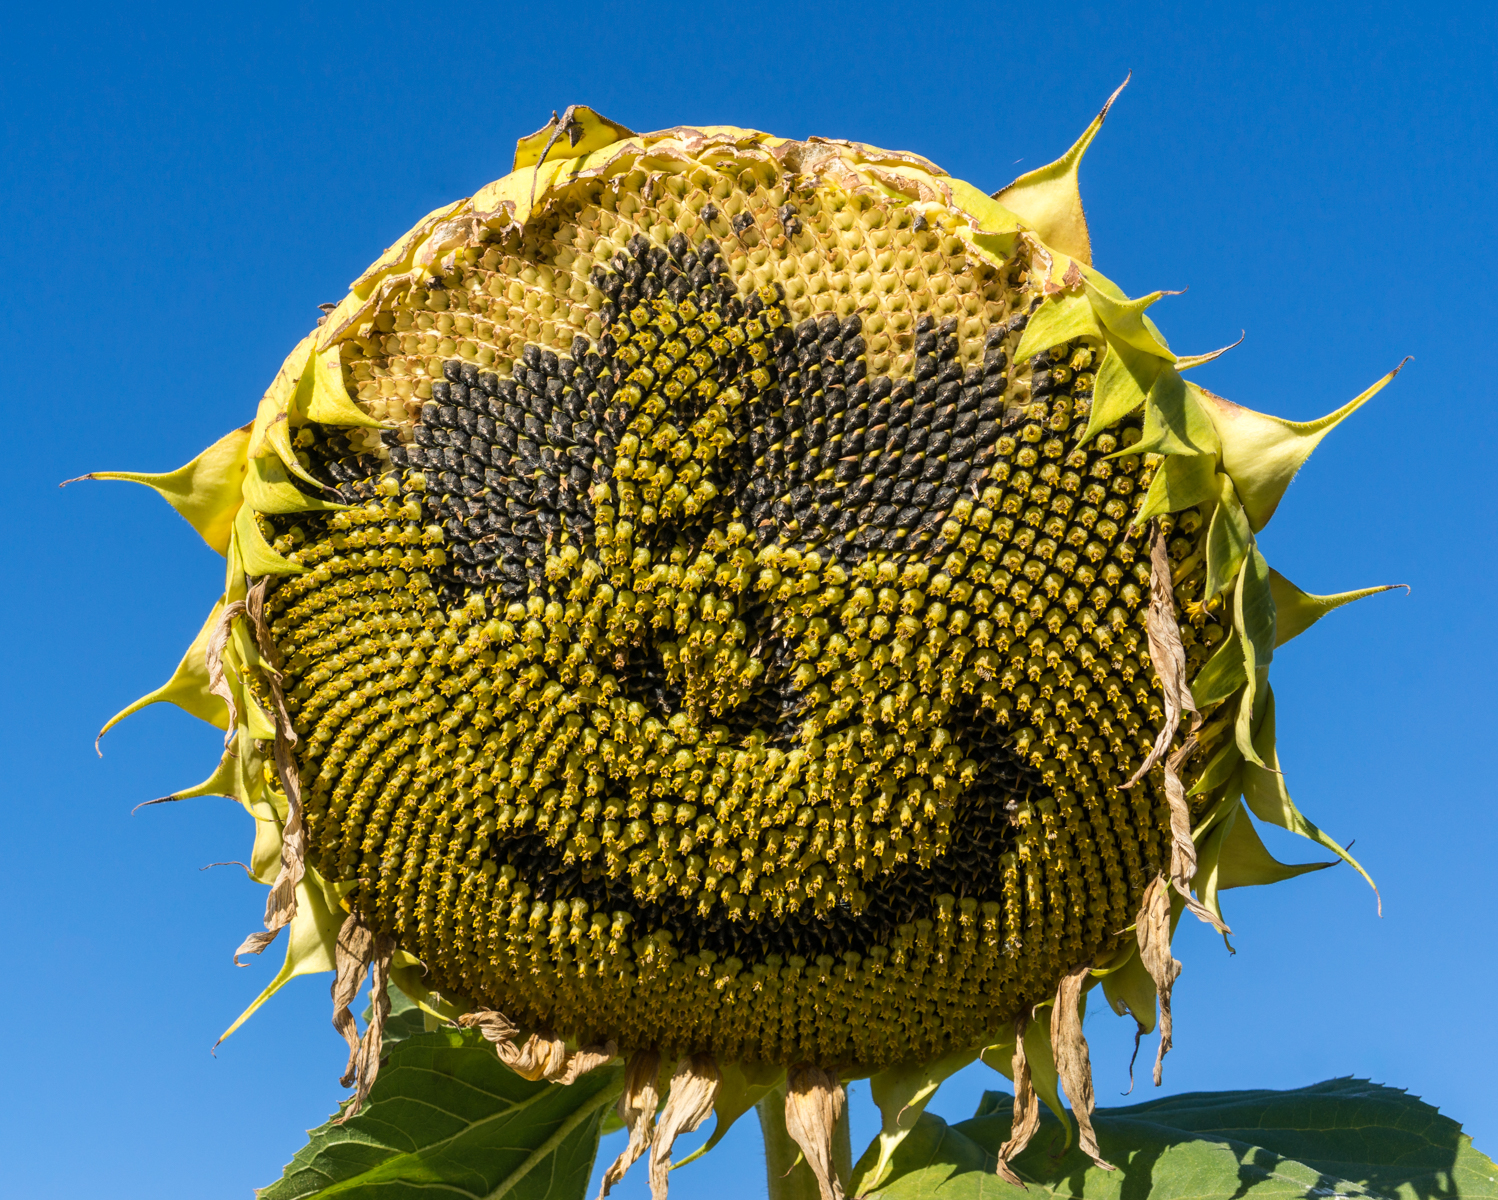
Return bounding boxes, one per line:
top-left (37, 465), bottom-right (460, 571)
top-left (856, 1078), bottom-right (1497, 1200)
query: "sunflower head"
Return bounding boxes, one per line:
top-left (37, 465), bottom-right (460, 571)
top-left (90, 91), bottom-right (1400, 1195)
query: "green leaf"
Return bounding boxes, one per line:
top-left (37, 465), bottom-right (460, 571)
top-left (1014, 292), bottom-right (1105, 363)
top-left (1132, 451), bottom-right (1217, 529)
top-left (1233, 545), bottom-right (1275, 766)
top-left (1205, 476), bottom-right (1251, 600)
top-left (259, 988), bottom-right (623, 1200)
top-left (1079, 335), bottom-right (1164, 445)
top-left (1240, 686), bottom-right (1380, 909)
top-left (858, 1078), bottom-right (1498, 1200)
top-left (1126, 368), bottom-right (1220, 459)
top-left (1190, 635), bottom-right (1245, 710)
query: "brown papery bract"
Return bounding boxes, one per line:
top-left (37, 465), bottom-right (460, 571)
top-left (649, 1055), bottom-right (721, 1200)
top-left (1135, 874), bottom-right (1182, 1087)
top-left (1051, 964), bottom-right (1114, 1172)
top-left (331, 912), bottom-right (375, 1086)
top-left (600, 1050), bottom-right (662, 1199)
top-left (996, 1015), bottom-right (1038, 1187)
top-left (784, 1064), bottom-right (848, 1200)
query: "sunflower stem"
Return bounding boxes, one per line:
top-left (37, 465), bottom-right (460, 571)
top-left (756, 1080), bottom-right (852, 1200)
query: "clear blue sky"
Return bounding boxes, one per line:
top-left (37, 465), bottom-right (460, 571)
top-left (3, 2), bottom-right (1494, 1196)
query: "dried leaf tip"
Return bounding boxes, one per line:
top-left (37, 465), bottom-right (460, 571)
top-left (331, 913), bottom-right (375, 1087)
top-left (1136, 876), bottom-right (1182, 1087)
top-left (456, 1009), bottom-right (616, 1085)
top-left (996, 1016), bottom-right (1039, 1187)
top-left (1174, 330), bottom-right (1245, 372)
top-left (556, 1041), bottom-right (618, 1085)
top-left (599, 1050), bottom-right (662, 1198)
top-left (1052, 965), bottom-right (1115, 1172)
top-left (334, 930), bottom-right (394, 1123)
top-left (1126, 526), bottom-right (1199, 787)
top-left (457, 1008), bottom-right (520, 1046)
top-left (205, 601), bottom-right (248, 754)
top-left (649, 1055), bottom-right (721, 1200)
top-left (1127, 526), bottom-right (1226, 933)
top-left (784, 1065), bottom-right (848, 1200)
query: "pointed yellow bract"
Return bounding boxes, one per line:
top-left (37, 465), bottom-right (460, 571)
top-left (1081, 335), bottom-right (1164, 443)
top-left (217, 869), bottom-right (347, 1045)
top-left (1134, 369), bottom-right (1220, 457)
top-left (1133, 452), bottom-right (1217, 528)
top-left (1213, 799), bottom-right (1335, 891)
top-left (243, 454), bottom-right (343, 516)
top-left (1198, 361), bottom-right (1407, 531)
top-left (97, 596), bottom-right (229, 746)
top-left (1192, 795), bottom-right (1337, 936)
top-left (1192, 567), bottom-right (1397, 708)
top-left (1240, 689), bottom-right (1380, 909)
top-left (307, 343), bottom-right (386, 430)
top-left (992, 77), bottom-right (1128, 265)
top-left (233, 503), bottom-right (305, 576)
top-left (249, 810), bottom-right (283, 883)
top-left (151, 746), bottom-right (240, 807)
top-left (1204, 474), bottom-right (1252, 600)
top-left (85, 424), bottom-right (252, 555)
top-left (1081, 276), bottom-right (1175, 360)
top-left (1270, 569), bottom-right (1402, 647)
top-left (1174, 332), bottom-right (1244, 372)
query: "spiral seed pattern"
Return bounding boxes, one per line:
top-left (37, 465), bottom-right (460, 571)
top-left (258, 157), bottom-right (1223, 1066)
